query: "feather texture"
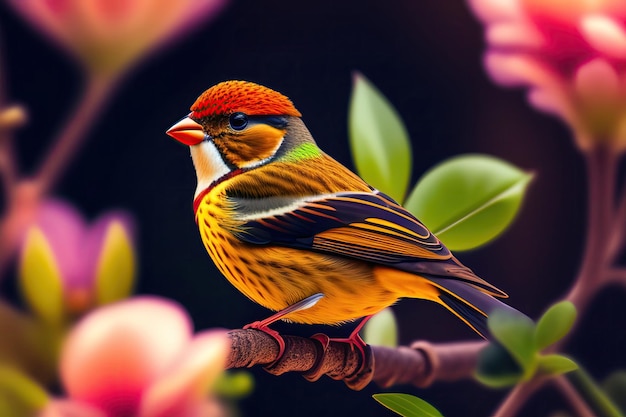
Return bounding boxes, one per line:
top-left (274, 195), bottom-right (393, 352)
top-left (171, 80), bottom-right (521, 335)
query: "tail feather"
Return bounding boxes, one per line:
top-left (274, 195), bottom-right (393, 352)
top-left (428, 277), bottom-right (526, 339)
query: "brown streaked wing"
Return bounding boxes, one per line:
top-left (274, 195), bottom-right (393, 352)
top-left (231, 191), bottom-right (452, 262)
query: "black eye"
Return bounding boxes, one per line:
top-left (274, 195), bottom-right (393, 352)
top-left (229, 112), bottom-right (248, 130)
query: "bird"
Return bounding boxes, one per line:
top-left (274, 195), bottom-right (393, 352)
top-left (166, 80), bottom-right (519, 361)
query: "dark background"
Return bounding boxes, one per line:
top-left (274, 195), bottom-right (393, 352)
top-left (1, 1), bottom-right (624, 416)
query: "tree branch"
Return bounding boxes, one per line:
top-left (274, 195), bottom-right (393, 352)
top-left (226, 329), bottom-right (486, 390)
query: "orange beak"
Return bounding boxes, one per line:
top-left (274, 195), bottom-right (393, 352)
top-left (166, 114), bottom-right (206, 146)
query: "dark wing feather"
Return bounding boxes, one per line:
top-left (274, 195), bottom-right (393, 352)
top-left (233, 191), bottom-right (448, 259)
top-left (232, 190), bottom-right (505, 297)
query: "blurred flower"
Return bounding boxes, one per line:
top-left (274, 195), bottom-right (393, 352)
top-left (0, 105), bottom-right (28, 131)
top-left (5, 0), bottom-right (229, 76)
top-left (468, 0), bottom-right (626, 150)
top-left (18, 199), bottom-right (135, 321)
top-left (39, 297), bottom-right (229, 417)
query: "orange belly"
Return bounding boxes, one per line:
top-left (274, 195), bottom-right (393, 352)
top-left (202, 226), bottom-right (399, 324)
top-left (195, 189), bottom-right (438, 325)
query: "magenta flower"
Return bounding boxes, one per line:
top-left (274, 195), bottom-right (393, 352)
top-left (468, 0), bottom-right (626, 150)
top-left (18, 199), bottom-right (135, 321)
top-left (5, 0), bottom-right (229, 75)
top-left (38, 297), bottom-right (230, 417)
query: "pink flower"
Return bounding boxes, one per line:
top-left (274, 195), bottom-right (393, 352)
top-left (18, 199), bottom-right (136, 320)
top-left (40, 297), bottom-right (230, 417)
top-left (5, 0), bottom-right (229, 75)
top-left (468, 0), bottom-right (626, 150)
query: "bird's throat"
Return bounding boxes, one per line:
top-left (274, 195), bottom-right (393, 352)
top-left (190, 140), bottom-right (233, 196)
top-left (193, 168), bottom-right (246, 215)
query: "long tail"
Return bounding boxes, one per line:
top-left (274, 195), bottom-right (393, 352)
top-left (378, 266), bottom-right (526, 338)
top-left (427, 277), bottom-right (525, 338)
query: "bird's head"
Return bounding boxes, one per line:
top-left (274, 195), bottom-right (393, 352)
top-left (167, 81), bottom-right (317, 196)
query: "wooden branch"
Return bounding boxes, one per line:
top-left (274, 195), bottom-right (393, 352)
top-left (226, 329), bottom-right (486, 390)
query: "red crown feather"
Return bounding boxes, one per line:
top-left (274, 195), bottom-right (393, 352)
top-left (190, 80), bottom-right (302, 119)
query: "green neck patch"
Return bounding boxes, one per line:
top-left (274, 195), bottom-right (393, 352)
top-left (281, 142), bottom-right (322, 163)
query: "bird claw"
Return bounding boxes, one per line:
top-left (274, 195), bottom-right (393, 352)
top-left (303, 331), bottom-right (370, 382)
top-left (242, 294), bottom-right (325, 368)
top-left (243, 321), bottom-right (286, 364)
top-left (310, 333), bottom-right (331, 351)
top-left (328, 333), bottom-right (368, 365)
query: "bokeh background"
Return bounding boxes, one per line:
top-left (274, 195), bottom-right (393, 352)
top-left (1, 1), bottom-right (624, 416)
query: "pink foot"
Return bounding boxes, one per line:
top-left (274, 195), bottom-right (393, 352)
top-left (243, 293), bottom-right (324, 367)
top-left (305, 316), bottom-right (373, 380)
top-left (243, 321), bottom-right (286, 359)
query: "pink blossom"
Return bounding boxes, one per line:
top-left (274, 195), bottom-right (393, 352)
top-left (5, 0), bottom-right (229, 75)
top-left (468, 0), bottom-right (626, 150)
top-left (40, 297), bottom-right (229, 417)
top-left (18, 199), bottom-right (135, 319)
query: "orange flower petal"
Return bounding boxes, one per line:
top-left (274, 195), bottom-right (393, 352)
top-left (61, 297), bottom-right (193, 416)
top-left (139, 331), bottom-right (229, 417)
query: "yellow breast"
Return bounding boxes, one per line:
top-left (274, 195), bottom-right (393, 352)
top-left (194, 183), bottom-right (400, 325)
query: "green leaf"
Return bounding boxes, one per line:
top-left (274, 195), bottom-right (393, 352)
top-left (373, 393), bottom-right (443, 417)
top-left (95, 221), bottom-right (136, 305)
top-left (349, 72), bottom-right (411, 202)
top-left (537, 354), bottom-right (578, 376)
top-left (474, 372), bottom-right (523, 389)
top-left (534, 301), bottom-right (577, 351)
top-left (18, 227), bottom-right (64, 323)
top-left (488, 309), bottom-right (536, 378)
top-left (475, 343), bottom-right (524, 388)
top-left (362, 307), bottom-right (398, 348)
top-left (0, 365), bottom-right (49, 417)
top-left (405, 154), bottom-right (532, 251)
top-left (0, 301), bottom-right (62, 385)
top-left (213, 371), bottom-right (255, 399)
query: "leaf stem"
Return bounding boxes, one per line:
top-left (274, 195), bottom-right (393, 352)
top-left (564, 368), bottom-right (624, 417)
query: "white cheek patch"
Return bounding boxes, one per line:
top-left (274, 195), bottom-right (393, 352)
top-left (190, 141), bottom-right (231, 198)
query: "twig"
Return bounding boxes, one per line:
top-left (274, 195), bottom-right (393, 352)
top-left (491, 379), bottom-right (541, 417)
top-left (607, 180), bottom-right (626, 263)
top-left (493, 146), bottom-right (621, 416)
top-left (34, 72), bottom-right (119, 193)
top-left (566, 147), bottom-right (618, 311)
top-left (552, 375), bottom-right (597, 417)
top-left (605, 267), bottom-right (626, 285)
top-left (0, 72), bottom-right (121, 280)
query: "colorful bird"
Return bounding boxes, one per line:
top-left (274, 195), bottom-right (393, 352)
top-left (166, 80), bottom-right (518, 360)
